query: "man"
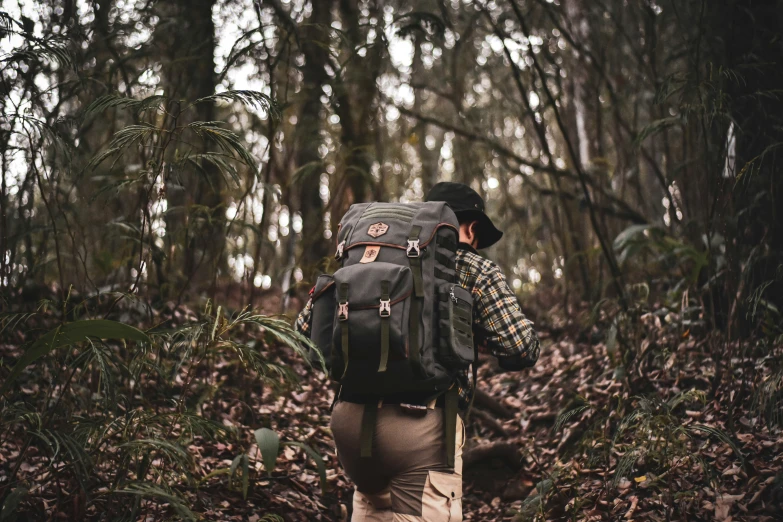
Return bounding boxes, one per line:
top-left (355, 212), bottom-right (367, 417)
top-left (295, 181), bottom-right (539, 521)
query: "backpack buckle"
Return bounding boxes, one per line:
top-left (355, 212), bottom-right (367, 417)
top-left (379, 299), bottom-right (391, 317)
top-left (335, 241), bottom-right (346, 260)
top-left (406, 239), bottom-right (420, 257)
top-left (338, 302), bottom-right (349, 321)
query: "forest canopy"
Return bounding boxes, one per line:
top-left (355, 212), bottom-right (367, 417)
top-left (1, 0), bottom-right (782, 520)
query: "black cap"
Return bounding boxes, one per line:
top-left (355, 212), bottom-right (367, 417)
top-left (426, 182), bottom-right (503, 249)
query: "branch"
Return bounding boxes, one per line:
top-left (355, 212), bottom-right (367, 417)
top-left (468, 407), bottom-right (510, 437)
top-left (392, 102), bottom-right (567, 178)
top-left (472, 387), bottom-right (514, 419)
top-left (463, 442), bottom-right (522, 470)
top-left (507, 0), bottom-right (629, 309)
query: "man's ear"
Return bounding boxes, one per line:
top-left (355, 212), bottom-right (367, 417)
top-left (469, 221), bottom-right (479, 244)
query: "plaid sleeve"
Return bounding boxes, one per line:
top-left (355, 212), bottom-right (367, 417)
top-left (473, 263), bottom-right (540, 365)
top-left (294, 298), bottom-right (313, 336)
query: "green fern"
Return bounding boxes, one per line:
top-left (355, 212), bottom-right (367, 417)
top-left (553, 398), bottom-right (591, 433)
top-left (193, 89), bottom-right (281, 120)
top-left (83, 93), bottom-right (168, 117)
top-left (188, 121), bottom-right (257, 169)
top-left (114, 482), bottom-right (196, 521)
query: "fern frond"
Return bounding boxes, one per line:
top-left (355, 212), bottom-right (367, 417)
top-left (667, 389), bottom-right (706, 410)
top-left (115, 482), bottom-right (196, 521)
top-left (8, 39), bottom-right (72, 69)
top-left (119, 438), bottom-right (193, 469)
top-left (553, 401), bottom-right (591, 433)
top-left (687, 424), bottom-right (745, 464)
top-left (613, 447), bottom-right (643, 487)
top-left (19, 116), bottom-right (71, 159)
top-left (83, 94), bottom-right (168, 117)
top-left (0, 12), bottom-right (14, 33)
top-left (188, 121), bottom-right (257, 169)
top-left (752, 368), bottom-right (783, 429)
top-left (89, 124), bottom-right (160, 169)
top-left (0, 311), bottom-right (38, 336)
top-left (193, 90), bottom-right (281, 119)
top-left (182, 151), bottom-right (241, 187)
top-left (241, 313), bottom-right (323, 371)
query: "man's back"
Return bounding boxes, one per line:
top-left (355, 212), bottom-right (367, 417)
top-left (294, 182), bottom-right (540, 521)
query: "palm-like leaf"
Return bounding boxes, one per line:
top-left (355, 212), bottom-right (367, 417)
top-left (88, 124), bottom-right (160, 169)
top-left (193, 90), bottom-right (281, 120)
top-left (188, 121), bottom-right (257, 170)
top-left (83, 94), bottom-right (168, 117)
top-left (114, 483), bottom-right (196, 521)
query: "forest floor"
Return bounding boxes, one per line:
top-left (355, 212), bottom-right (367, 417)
top-left (243, 304), bottom-right (782, 522)
top-left (2, 295), bottom-right (782, 521)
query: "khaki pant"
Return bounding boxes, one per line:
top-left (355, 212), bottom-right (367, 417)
top-left (330, 401), bottom-right (465, 522)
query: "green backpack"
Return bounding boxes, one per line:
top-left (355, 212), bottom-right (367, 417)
top-left (307, 202), bottom-right (475, 464)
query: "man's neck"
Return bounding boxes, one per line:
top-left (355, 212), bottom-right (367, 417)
top-left (458, 241), bottom-right (479, 255)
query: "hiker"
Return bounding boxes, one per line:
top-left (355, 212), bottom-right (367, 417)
top-left (295, 181), bottom-right (540, 521)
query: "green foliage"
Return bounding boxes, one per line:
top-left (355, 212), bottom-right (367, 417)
top-left (83, 94), bottom-right (169, 117)
top-left (254, 427), bottom-right (280, 475)
top-left (115, 483), bottom-right (197, 521)
top-left (0, 303), bottom-right (318, 520)
top-left (553, 396), bottom-right (591, 434)
top-left (609, 393), bottom-right (743, 487)
top-left (188, 121), bottom-right (258, 170)
top-left (0, 487), bottom-right (28, 522)
top-left (0, 319), bottom-right (150, 396)
top-left (193, 90), bottom-right (281, 120)
top-left (752, 366), bottom-right (783, 430)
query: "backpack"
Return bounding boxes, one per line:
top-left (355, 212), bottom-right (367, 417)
top-left (306, 202), bottom-right (475, 464)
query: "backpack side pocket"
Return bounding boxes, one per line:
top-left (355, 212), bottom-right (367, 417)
top-left (310, 274), bottom-right (335, 366)
top-left (438, 283), bottom-right (475, 369)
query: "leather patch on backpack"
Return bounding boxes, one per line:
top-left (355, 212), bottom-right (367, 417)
top-left (360, 245), bottom-right (381, 264)
top-left (367, 222), bottom-right (389, 238)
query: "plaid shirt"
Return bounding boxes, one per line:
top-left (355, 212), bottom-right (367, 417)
top-left (294, 243), bottom-right (540, 407)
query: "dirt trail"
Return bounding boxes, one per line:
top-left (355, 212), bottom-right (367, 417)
top-left (261, 321), bottom-right (780, 521)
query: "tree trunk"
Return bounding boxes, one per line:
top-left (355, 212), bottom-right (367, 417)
top-left (154, 0), bottom-right (221, 296)
top-left (296, 0), bottom-right (332, 270)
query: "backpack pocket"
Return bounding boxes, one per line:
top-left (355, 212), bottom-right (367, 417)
top-left (309, 274), bottom-right (335, 363)
top-left (438, 283), bottom-right (475, 369)
top-left (331, 263), bottom-right (413, 379)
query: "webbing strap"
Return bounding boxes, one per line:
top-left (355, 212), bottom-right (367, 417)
top-left (379, 280), bottom-right (390, 373)
top-left (411, 257), bottom-right (423, 296)
top-left (436, 234), bottom-right (457, 251)
top-left (444, 387), bottom-right (460, 468)
top-left (434, 267), bottom-right (456, 283)
top-left (408, 226), bottom-right (424, 297)
top-left (434, 251), bottom-right (452, 267)
top-left (338, 283), bottom-right (349, 376)
top-left (341, 326), bottom-right (350, 369)
top-left (360, 402), bottom-right (378, 458)
top-left (408, 225), bottom-right (423, 372)
top-left (409, 297), bottom-right (420, 370)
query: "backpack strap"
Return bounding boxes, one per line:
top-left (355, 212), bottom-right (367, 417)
top-left (338, 283), bottom-right (350, 377)
top-left (379, 280), bottom-right (391, 372)
top-left (360, 402), bottom-right (378, 458)
top-left (407, 225), bottom-right (423, 371)
top-left (436, 234), bottom-right (457, 251)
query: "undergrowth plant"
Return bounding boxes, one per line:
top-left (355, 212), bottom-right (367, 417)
top-left (0, 301), bottom-right (323, 521)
